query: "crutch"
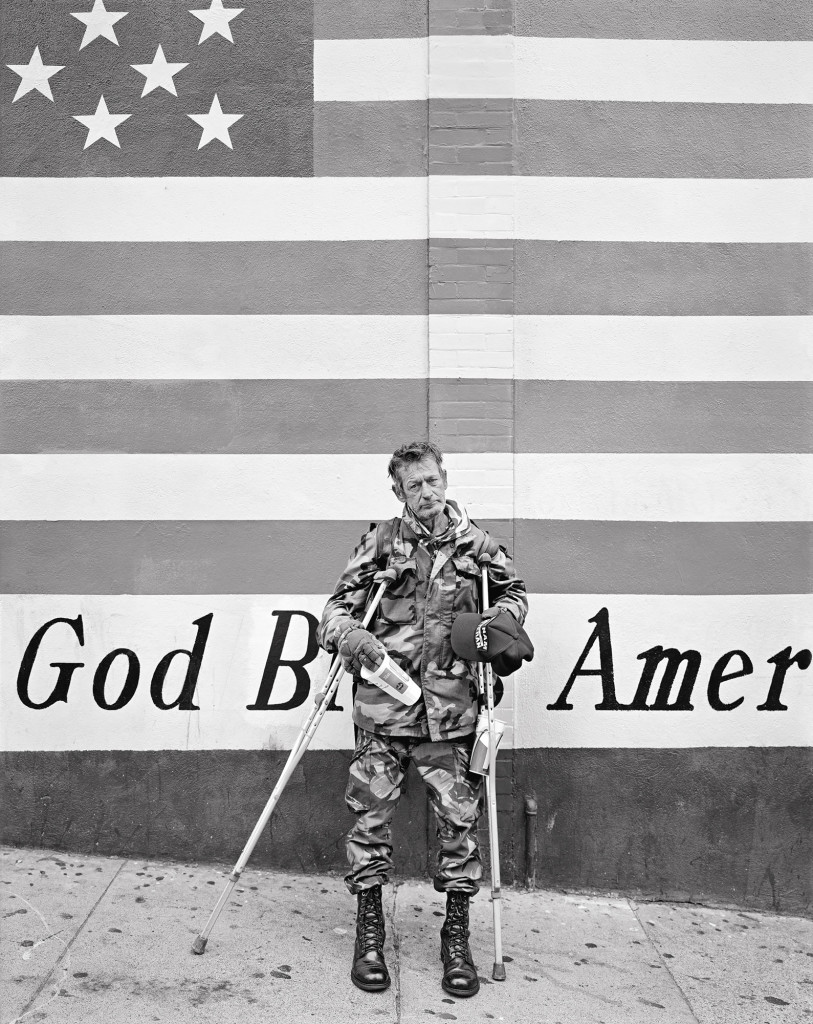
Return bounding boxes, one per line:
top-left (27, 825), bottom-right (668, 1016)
top-left (191, 565), bottom-right (399, 954)
top-left (476, 552), bottom-right (506, 981)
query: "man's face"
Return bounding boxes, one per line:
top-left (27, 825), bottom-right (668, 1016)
top-left (393, 457), bottom-right (448, 525)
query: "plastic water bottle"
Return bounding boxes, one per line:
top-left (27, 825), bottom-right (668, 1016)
top-left (361, 653), bottom-right (421, 706)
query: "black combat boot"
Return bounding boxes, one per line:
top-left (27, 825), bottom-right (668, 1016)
top-left (440, 891), bottom-right (480, 997)
top-left (351, 885), bottom-right (390, 992)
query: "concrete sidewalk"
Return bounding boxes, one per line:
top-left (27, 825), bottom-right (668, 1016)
top-left (1, 847), bottom-right (810, 1024)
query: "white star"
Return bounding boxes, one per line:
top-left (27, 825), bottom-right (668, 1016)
top-left (188, 93), bottom-right (243, 149)
top-left (131, 45), bottom-right (188, 97)
top-left (71, 0), bottom-right (128, 49)
top-left (73, 95), bottom-right (131, 149)
top-left (6, 46), bottom-right (64, 102)
top-left (189, 0), bottom-right (243, 43)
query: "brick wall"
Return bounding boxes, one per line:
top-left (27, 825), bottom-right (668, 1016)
top-left (428, 0), bottom-right (517, 845)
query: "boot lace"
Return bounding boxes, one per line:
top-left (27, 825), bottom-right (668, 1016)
top-left (444, 895), bottom-right (472, 961)
top-left (357, 887), bottom-right (384, 952)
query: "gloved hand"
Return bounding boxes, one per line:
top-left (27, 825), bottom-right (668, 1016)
top-left (339, 628), bottom-right (386, 674)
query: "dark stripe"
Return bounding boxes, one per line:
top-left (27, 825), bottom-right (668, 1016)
top-left (430, 379), bottom-right (514, 453)
top-left (515, 521), bottom-right (812, 595)
top-left (516, 0), bottom-right (813, 39)
top-left (429, 0), bottom-right (512, 35)
top-left (514, 242), bottom-right (812, 315)
top-left (430, 238), bottom-right (514, 315)
top-left (1, 0), bottom-right (312, 177)
top-left (515, 101), bottom-right (813, 179)
top-left (515, 381), bottom-right (813, 454)
top-left (314, 0), bottom-right (426, 38)
top-left (3, 521), bottom-right (808, 595)
top-left (2, 748), bottom-right (810, 913)
top-left (0, 242), bottom-right (428, 315)
top-left (314, 102), bottom-right (427, 176)
top-left (0, 380), bottom-right (428, 455)
top-left (429, 99), bottom-right (514, 176)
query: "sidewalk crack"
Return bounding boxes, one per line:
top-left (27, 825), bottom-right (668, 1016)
top-left (10, 858), bottom-right (128, 1024)
top-left (627, 899), bottom-right (701, 1023)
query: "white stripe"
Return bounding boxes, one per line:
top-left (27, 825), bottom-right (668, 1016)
top-left (515, 37), bottom-right (813, 104)
top-left (315, 37), bottom-right (428, 102)
top-left (3, 594), bottom-right (810, 751)
top-left (8, 177), bottom-right (809, 244)
top-left (430, 177), bottom-right (813, 243)
top-left (516, 454), bottom-right (813, 522)
top-left (1, 454), bottom-right (810, 522)
top-left (0, 178), bottom-right (427, 242)
top-left (314, 37), bottom-right (813, 103)
top-left (514, 316), bottom-right (813, 382)
top-left (0, 316), bottom-right (429, 380)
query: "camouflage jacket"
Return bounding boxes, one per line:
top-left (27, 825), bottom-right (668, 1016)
top-left (318, 501), bottom-right (528, 741)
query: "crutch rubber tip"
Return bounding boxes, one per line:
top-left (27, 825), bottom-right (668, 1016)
top-left (492, 963), bottom-right (506, 981)
top-left (191, 936), bottom-right (208, 955)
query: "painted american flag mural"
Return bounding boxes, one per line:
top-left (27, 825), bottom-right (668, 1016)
top-left (1, 0), bottom-right (811, 907)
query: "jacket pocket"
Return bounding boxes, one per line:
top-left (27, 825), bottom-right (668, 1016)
top-left (451, 554), bottom-right (481, 614)
top-left (379, 561), bottom-right (417, 624)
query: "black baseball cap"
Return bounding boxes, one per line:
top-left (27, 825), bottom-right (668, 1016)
top-left (451, 609), bottom-right (534, 676)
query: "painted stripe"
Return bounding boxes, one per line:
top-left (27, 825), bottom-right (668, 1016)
top-left (514, 241), bottom-right (812, 315)
top-left (1, 454), bottom-right (810, 522)
top-left (314, 38), bottom-right (813, 103)
top-left (0, 242), bottom-right (428, 315)
top-left (0, 316), bottom-right (429, 381)
top-left (429, 177), bottom-right (813, 243)
top-left (515, 101), bottom-right (813, 179)
top-left (516, 521), bottom-right (813, 596)
top-left (0, 453), bottom-right (512, 521)
top-left (2, 521), bottom-right (809, 596)
top-left (514, 316), bottom-right (813, 382)
top-left (9, 177), bottom-right (807, 245)
top-left (514, 39), bottom-right (813, 104)
top-left (514, 382), bottom-right (813, 454)
top-left (314, 102), bottom-right (427, 176)
top-left (315, 38), bottom-right (428, 102)
top-left (516, 454), bottom-right (813, 522)
top-left (516, 0), bottom-right (813, 40)
top-left (1, 178), bottom-right (427, 242)
top-left (0, 380), bottom-right (429, 455)
top-left (1, 594), bottom-right (810, 750)
top-left (314, 0), bottom-right (426, 39)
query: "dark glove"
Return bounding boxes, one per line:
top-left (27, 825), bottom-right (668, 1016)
top-left (339, 628), bottom-right (385, 674)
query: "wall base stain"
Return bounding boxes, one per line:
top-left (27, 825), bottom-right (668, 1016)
top-left (2, 747), bottom-right (810, 916)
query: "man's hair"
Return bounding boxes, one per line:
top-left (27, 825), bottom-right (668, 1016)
top-left (388, 440), bottom-right (444, 483)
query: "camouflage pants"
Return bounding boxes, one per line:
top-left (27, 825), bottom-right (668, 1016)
top-left (345, 729), bottom-right (483, 896)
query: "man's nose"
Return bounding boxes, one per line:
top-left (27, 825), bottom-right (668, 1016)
top-left (421, 481), bottom-right (434, 497)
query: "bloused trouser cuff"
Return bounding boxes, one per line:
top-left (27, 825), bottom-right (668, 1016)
top-left (344, 729), bottom-right (483, 896)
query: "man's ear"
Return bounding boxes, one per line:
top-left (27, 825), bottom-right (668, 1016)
top-left (441, 468), bottom-right (448, 487)
top-left (392, 481), bottom-right (404, 502)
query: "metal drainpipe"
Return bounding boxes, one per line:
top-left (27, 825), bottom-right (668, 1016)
top-left (524, 795), bottom-right (538, 889)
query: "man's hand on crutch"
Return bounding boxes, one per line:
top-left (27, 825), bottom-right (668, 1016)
top-left (191, 564), bottom-right (400, 955)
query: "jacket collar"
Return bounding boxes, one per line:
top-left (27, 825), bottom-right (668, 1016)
top-left (401, 499), bottom-right (470, 546)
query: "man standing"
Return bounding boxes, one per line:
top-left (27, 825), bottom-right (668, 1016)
top-left (318, 441), bottom-right (528, 998)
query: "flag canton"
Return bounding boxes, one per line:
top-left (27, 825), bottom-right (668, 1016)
top-left (2, 0), bottom-right (313, 175)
